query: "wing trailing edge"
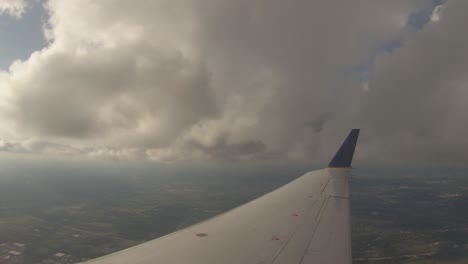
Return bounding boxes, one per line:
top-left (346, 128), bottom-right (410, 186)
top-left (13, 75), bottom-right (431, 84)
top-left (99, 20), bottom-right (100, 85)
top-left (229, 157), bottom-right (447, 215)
top-left (328, 129), bottom-right (360, 168)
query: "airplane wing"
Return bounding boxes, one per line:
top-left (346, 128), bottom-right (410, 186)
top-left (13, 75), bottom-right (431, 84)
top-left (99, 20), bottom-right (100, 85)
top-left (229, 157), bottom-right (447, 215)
top-left (81, 129), bottom-right (360, 264)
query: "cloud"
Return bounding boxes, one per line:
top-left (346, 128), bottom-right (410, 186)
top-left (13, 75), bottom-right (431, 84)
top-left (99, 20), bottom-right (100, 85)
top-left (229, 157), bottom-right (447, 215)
top-left (431, 5), bottom-right (445, 22)
top-left (0, 0), bottom-right (27, 18)
top-left (2, 0), bottom-right (455, 164)
top-left (362, 0), bottom-right (468, 164)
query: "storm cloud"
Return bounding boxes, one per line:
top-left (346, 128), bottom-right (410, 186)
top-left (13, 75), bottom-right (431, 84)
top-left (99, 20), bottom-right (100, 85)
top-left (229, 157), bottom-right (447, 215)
top-left (0, 0), bottom-right (466, 164)
top-left (362, 0), bottom-right (468, 164)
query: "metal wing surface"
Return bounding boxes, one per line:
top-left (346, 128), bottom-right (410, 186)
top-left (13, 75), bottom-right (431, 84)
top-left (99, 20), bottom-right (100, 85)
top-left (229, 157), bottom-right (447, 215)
top-left (81, 129), bottom-right (360, 264)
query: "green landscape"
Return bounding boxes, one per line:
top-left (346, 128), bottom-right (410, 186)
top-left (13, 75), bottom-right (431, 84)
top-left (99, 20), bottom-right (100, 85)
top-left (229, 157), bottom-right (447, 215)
top-left (0, 162), bottom-right (467, 264)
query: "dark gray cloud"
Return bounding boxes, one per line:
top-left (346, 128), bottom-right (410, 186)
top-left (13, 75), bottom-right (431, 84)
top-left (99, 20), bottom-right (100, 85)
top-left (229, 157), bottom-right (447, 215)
top-left (187, 134), bottom-right (267, 162)
top-left (362, 0), bottom-right (468, 164)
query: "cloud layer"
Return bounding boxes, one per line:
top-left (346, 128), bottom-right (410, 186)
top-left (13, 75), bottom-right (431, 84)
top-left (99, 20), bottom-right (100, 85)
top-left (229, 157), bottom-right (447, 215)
top-left (1, 0), bottom-right (467, 164)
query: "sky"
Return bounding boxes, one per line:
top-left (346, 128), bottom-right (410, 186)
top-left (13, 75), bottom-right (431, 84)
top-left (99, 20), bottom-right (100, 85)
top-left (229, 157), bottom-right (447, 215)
top-left (0, 0), bottom-right (464, 165)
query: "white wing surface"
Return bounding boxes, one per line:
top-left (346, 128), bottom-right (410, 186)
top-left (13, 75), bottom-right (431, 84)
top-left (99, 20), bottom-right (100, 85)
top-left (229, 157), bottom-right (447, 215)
top-left (82, 129), bottom-right (359, 264)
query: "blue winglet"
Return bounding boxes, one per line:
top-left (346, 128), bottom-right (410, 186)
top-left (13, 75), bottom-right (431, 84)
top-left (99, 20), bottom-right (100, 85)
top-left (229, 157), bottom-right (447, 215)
top-left (328, 129), bottom-right (360, 168)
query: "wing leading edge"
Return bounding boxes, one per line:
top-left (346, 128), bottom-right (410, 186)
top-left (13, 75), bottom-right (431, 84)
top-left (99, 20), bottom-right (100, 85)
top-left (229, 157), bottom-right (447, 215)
top-left (81, 129), bottom-right (359, 264)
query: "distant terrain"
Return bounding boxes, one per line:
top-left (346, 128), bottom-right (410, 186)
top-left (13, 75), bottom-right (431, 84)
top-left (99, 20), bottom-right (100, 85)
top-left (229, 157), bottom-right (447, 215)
top-left (351, 167), bottom-right (468, 264)
top-left (0, 161), bottom-right (467, 264)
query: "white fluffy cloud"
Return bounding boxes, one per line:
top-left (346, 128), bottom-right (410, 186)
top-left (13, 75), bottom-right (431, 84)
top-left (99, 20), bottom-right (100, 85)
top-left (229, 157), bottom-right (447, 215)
top-left (3, 0), bottom-right (461, 164)
top-left (0, 0), bottom-right (27, 18)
